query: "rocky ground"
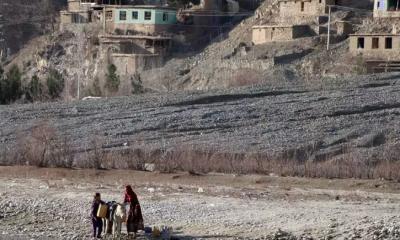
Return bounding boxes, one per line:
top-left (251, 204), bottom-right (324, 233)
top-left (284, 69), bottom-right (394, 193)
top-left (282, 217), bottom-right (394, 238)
top-left (1, 74), bottom-right (400, 166)
top-left (1, 166), bottom-right (400, 240)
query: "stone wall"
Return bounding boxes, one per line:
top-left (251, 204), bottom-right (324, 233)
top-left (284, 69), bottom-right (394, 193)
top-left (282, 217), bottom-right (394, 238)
top-left (252, 25), bottom-right (312, 44)
top-left (60, 11), bottom-right (91, 25)
top-left (279, 0), bottom-right (335, 18)
top-left (336, 21), bottom-right (354, 36)
top-left (106, 22), bottom-right (175, 35)
top-left (216, 58), bottom-right (274, 71)
top-left (111, 54), bottom-right (164, 75)
top-left (68, 0), bottom-right (81, 12)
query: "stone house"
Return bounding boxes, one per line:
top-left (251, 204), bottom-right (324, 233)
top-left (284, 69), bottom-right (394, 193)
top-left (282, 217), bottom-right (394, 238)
top-left (349, 33), bottom-right (400, 60)
top-left (279, 0), bottom-right (336, 19)
top-left (252, 25), bottom-right (312, 44)
top-left (374, 0), bottom-right (400, 18)
top-left (336, 21), bottom-right (354, 36)
top-left (104, 5), bottom-right (177, 35)
top-left (100, 34), bottom-right (172, 75)
top-left (60, 0), bottom-right (93, 24)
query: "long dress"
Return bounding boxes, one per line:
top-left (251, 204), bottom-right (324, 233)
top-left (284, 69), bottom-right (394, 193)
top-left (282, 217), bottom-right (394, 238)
top-left (124, 191), bottom-right (144, 233)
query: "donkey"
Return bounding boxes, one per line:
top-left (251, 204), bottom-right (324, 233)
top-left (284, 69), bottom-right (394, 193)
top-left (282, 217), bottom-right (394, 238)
top-left (110, 203), bottom-right (127, 239)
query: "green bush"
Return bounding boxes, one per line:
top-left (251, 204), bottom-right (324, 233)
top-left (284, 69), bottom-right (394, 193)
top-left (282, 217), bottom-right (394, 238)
top-left (0, 65), bottom-right (22, 104)
top-left (46, 68), bottom-right (64, 99)
top-left (0, 66), bottom-right (4, 104)
top-left (26, 75), bottom-right (43, 102)
top-left (104, 64), bottom-right (120, 93)
top-left (131, 72), bottom-right (144, 94)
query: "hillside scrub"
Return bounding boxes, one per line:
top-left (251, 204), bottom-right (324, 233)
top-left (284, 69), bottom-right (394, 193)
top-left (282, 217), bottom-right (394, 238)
top-left (0, 65), bottom-right (22, 104)
top-left (104, 64), bottom-right (120, 93)
top-left (46, 68), bottom-right (64, 99)
top-left (3, 123), bottom-right (400, 181)
top-left (25, 75), bottom-right (44, 102)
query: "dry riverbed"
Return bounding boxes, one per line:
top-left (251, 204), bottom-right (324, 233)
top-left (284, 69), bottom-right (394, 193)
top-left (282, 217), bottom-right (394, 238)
top-left (1, 167), bottom-right (400, 239)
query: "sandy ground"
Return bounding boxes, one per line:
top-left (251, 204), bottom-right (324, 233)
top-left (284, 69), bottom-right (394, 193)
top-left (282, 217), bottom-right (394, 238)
top-left (1, 167), bottom-right (400, 240)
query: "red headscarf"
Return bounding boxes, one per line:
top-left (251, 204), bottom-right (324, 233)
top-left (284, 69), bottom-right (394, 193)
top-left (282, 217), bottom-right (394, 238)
top-left (124, 185), bottom-right (137, 204)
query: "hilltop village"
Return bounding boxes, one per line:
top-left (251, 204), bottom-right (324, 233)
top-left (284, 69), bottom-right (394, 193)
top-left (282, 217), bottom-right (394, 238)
top-left (3, 0), bottom-right (400, 100)
top-left (59, 0), bottom-right (242, 75)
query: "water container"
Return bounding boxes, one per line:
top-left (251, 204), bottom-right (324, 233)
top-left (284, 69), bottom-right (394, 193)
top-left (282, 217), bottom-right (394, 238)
top-left (96, 204), bottom-right (108, 218)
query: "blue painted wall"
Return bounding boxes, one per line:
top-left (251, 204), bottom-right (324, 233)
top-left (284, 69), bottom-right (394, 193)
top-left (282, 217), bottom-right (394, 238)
top-left (378, 0), bottom-right (386, 10)
top-left (114, 8), bottom-right (177, 25)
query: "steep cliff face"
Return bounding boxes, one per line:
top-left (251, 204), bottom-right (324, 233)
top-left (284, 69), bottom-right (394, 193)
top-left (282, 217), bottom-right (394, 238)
top-left (0, 0), bottom-right (66, 57)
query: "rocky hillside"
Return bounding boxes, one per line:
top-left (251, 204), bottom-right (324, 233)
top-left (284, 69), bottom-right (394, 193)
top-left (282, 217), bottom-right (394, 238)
top-left (0, 0), bottom-right (379, 100)
top-left (143, 0), bottom-right (376, 90)
top-left (0, 0), bottom-right (66, 57)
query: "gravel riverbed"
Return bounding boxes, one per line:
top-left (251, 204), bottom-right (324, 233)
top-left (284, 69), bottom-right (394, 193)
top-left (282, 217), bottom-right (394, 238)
top-left (1, 168), bottom-right (400, 240)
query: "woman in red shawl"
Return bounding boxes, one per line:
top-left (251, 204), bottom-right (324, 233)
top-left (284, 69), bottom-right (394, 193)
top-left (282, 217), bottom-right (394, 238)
top-left (124, 185), bottom-right (144, 237)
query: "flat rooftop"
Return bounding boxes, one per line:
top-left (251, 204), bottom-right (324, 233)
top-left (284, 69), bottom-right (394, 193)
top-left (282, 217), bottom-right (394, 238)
top-left (252, 24), bottom-right (307, 29)
top-left (350, 33), bottom-right (400, 36)
top-left (102, 5), bottom-right (177, 10)
top-left (99, 34), bottom-right (172, 40)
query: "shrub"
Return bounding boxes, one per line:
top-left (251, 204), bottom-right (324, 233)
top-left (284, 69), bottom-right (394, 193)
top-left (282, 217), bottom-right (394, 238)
top-left (89, 77), bottom-right (102, 97)
top-left (6, 65), bottom-right (22, 101)
top-left (46, 68), bottom-right (64, 99)
top-left (104, 64), bottom-right (120, 93)
top-left (16, 121), bottom-right (57, 167)
top-left (131, 72), bottom-right (144, 94)
top-left (0, 65), bottom-right (3, 104)
top-left (354, 54), bottom-right (367, 75)
top-left (0, 65), bottom-right (22, 104)
top-left (26, 75), bottom-right (43, 102)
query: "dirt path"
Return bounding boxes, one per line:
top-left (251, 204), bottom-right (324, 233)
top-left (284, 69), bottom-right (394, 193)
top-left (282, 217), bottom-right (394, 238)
top-left (1, 167), bottom-right (400, 239)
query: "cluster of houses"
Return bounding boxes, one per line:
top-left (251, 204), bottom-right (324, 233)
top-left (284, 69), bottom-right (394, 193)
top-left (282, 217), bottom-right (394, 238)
top-left (60, 0), bottom-right (400, 75)
top-left (252, 0), bottom-right (400, 72)
top-left (61, 0), bottom-right (179, 75)
top-left (252, 0), bottom-right (343, 45)
top-left (350, 0), bottom-right (400, 62)
top-left (60, 0), bottom-right (239, 75)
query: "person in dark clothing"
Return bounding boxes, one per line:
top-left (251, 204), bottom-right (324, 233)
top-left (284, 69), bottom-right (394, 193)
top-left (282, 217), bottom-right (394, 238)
top-left (123, 185), bottom-right (144, 238)
top-left (91, 193), bottom-right (105, 239)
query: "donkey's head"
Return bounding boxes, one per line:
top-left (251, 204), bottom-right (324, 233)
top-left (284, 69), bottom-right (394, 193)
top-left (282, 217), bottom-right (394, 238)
top-left (114, 204), bottom-right (127, 222)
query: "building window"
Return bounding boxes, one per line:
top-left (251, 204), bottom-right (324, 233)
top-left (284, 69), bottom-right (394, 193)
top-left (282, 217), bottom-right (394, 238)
top-left (301, 2), bottom-right (305, 12)
top-left (106, 11), bottom-right (113, 21)
top-left (372, 37), bottom-right (379, 49)
top-left (132, 11), bottom-right (138, 20)
top-left (357, 37), bottom-right (365, 49)
top-left (119, 11), bottom-right (127, 21)
top-left (163, 12), bottom-right (168, 22)
top-left (385, 37), bottom-right (393, 49)
top-left (388, 0), bottom-right (400, 11)
top-left (144, 11), bottom-right (152, 20)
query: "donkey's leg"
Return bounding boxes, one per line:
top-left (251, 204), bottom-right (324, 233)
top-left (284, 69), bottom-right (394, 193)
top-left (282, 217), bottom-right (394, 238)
top-left (112, 219), bottom-right (117, 240)
top-left (118, 220), bottom-right (122, 239)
